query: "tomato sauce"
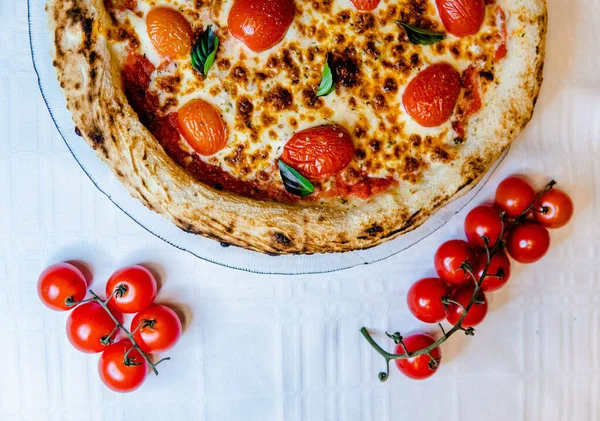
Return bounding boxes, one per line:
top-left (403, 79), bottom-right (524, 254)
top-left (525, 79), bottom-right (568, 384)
top-left (121, 52), bottom-right (392, 202)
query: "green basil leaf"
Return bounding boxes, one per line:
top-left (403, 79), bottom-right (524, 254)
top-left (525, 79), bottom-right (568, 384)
top-left (192, 26), bottom-right (219, 76)
top-left (278, 159), bottom-right (315, 198)
top-left (395, 21), bottom-right (446, 45)
top-left (316, 54), bottom-right (335, 98)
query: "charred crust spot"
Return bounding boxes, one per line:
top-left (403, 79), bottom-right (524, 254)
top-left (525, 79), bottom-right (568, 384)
top-left (74, 127), bottom-right (82, 137)
top-left (82, 18), bottom-right (93, 49)
top-left (386, 210), bottom-right (423, 237)
top-left (220, 242), bottom-right (231, 248)
top-left (273, 232), bottom-right (291, 246)
top-left (265, 86), bottom-right (293, 111)
top-left (89, 130), bottom-right (104, 145)
top-left (365, 224), bottom-right (384, 236)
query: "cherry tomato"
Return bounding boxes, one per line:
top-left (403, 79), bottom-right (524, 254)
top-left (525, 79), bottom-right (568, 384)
top-left (464, 205), bottom-right (503, 248)
top-left (106, 265), bottom-right (157, 314)
top-left (434, 239), bottom-right (476, 285)
top-left (534, 189), bottom-right (574, 229)
top-left (131, 304), bottom-right (182, 353)
top-left (407, 278), bottom-right (450, 323)
top-left (98, 339), bottom-right (148, 393)
top-left (146, 7), bottom-right (193, 59)
top-left (495, 176), bottom-right (536, 218)
top-left (446, 286), bottom-right (487, 327)
top-left (403, 63), bottom-right (461, 127)
top-left (66, 302), bottom-right (123, 353)
top-left (394, 333), bottom-right (441, 380)
top-left (435, 0), bottom-right (486, 37)
top-left (475, 251), bottom-right (511, 292)
top-left (506, 223), bottom-right (550, 263)
top-left (37, 263), bottom-right (87, 311)
top-left (178, 99), bottom-right (228, 156)
top-left (280, 125), bottom-right (355, 180)
top-left (228, 0), bottom-right (295, 52)
top-left (351, 0), bottom-right (381, 11)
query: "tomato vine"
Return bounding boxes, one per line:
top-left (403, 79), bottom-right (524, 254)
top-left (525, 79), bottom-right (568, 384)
top-left (360, 180), bottom-right (558, 381)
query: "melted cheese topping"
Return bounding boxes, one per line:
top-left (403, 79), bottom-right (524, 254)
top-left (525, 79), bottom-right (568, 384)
top-left (105, 0), bottom-right (505, 201)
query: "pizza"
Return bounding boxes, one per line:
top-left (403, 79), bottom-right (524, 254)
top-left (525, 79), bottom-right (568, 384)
top-left (47, 0), bottom-right (547, 254)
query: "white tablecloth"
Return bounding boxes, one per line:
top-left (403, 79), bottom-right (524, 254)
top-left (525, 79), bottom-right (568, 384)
top-left (2, 0), bottom-right (599, 420)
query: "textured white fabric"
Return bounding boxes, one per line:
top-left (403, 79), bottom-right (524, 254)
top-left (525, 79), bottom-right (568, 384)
top-left (1, 0), bottom-right (599, 420)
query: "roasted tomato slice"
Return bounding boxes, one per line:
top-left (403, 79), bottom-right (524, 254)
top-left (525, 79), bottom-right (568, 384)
top-left (280, 125), bottom-right (355, 180)
top-left (177, 99), bottom-right (228, 156)
top-left (146, 7), bottom-right (193, 59)
top-left (436, 0), bottom-right (486, 37)
top-left (403, 63), bottom-right (461, 127)
top-left (228, 0), bottom-right (295, 52)
top-left (350, 0), bottom-right (381, 11)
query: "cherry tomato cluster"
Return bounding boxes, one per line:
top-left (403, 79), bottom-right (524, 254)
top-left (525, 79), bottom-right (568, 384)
top-left (363, 176), bottom-right (574, 381)
top-left (37, 264), bottom-right (183, 393)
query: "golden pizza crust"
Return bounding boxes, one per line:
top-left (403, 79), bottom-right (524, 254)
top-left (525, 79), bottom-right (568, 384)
top-left (47, 0), bottom-right (547, 254)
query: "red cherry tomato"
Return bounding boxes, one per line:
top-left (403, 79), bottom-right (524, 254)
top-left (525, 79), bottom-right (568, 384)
top-left (407, 278), bottom-right (450, 323)
top-left (280, 125), bottom-right (355, 180)
top-left (495, 176), bottom-right (536, 218)
top-left (446, 286), bottom-right (488, 327)
top-left (38, 263), bottom-right (87, 311)
top-left (178, 99), bottom-right (228, 156)
top-left (464, 205), bottom-right (503, 248)
top-left (106, 265), bottom-right (158, 314)
top-left (434, 239), bottom-right (476, 285)
top-left (475, 251), bottom-right (511, 292)
top-left (131, 304), bottom-right (182, 354)
top-left (506, 223), bottom-right (550, 263)
top-left (394, 333), bottom-right (441, 380)
top-left (98, 339), bottom-right (148, 393)
top-left (66, 302), bottom-right (123, 353)
top-left (228, 0), bottom-right (295, 52)
top-left (403, 63), bottom-right (461, 127)
top-left (146, 7), bottom-right (193, 59)
top-left (435, 0), bottom-right (486, 37)
top-left (350, 0), bottom-right (380, 11)
top-left (534, 189), bottom-right (574, 229)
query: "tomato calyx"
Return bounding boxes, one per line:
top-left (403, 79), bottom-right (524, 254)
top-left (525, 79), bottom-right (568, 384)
top-left (361, 179), bottom-right (567, 382)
